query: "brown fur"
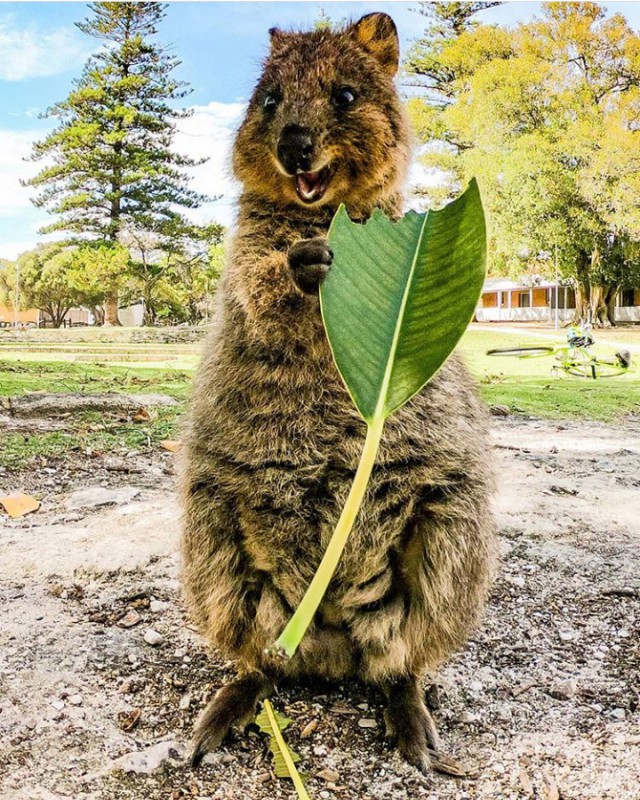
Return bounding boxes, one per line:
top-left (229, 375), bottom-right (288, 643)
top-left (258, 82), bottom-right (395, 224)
top-left (181, 13), bottom-right (495, 773)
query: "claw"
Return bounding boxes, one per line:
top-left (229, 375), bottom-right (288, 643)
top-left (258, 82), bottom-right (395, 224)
top-left (427, 748), bottom-right (475, 778)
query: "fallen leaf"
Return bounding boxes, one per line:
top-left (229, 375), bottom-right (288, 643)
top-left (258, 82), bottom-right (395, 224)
top-left (543, 773), bottom-right (561, 800)
top-left (117, 707), bottom-right (142, 732)
top-left (160, 440), bottom-right (181, 453)
top-left (133, 407), bottom-right (151, 423)
top-left (0, 492), bottom-right (40, 518)
top-left (317, 768), bottom-right (339, 783)
top-left (300, 719), bottom-right (318, 738)
top-left (518, 767), bottom-right (533, 795)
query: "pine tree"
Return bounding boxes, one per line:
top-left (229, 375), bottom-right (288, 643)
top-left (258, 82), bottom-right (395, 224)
top-left (25, 2), bottom-right (207, 324)
top-left (406, 2), bottom-right (503, 103)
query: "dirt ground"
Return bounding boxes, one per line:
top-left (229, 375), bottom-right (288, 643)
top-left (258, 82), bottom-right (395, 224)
top-left (1, 415), bottom-right (639, 800)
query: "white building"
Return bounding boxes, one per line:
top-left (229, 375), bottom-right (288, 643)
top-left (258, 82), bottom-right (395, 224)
top-left (476, 278), bottom-right (640, 323)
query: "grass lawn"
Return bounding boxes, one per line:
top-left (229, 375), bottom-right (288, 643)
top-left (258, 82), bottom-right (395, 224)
top-left (458, 328), bottom-right (639, 421)
top-left (0, 360), bottom-right (191, 470)
top-left (1, 326), bottom-right (638, 470)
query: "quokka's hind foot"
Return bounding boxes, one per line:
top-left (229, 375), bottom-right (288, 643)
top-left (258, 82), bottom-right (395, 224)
top-left (190, 673), bottom-right (274, 767)
top-left (383, 677), bottom-right (472, 778)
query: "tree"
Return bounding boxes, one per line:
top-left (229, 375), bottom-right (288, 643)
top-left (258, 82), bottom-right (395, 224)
top-left (120, 219), bottom-right (224, 325)
top-left (66, 243), bottom-right (131, 325)
top-left (406, 1), bottom-right (640, 325)
top-left (16, 245), bottom-right (83, 328)
top-left (25, 2), bottom-right (207, 325)
top-left (0, 260), bottom-right (18, 311)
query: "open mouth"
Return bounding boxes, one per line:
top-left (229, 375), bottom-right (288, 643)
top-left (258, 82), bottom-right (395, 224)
top-left (294, 165), bottom-right (332, 204)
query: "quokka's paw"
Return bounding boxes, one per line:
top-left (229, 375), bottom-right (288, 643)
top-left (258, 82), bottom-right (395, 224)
top-left (384, 677), bottom-right (473, 778)
top-left (288, 237), bottom-right (333, 294)
top-left (190, 674), bottom-right (273, 767)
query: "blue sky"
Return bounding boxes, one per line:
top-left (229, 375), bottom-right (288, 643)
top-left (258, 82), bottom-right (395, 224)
top-left (1, 1), bottom-right (639, 259)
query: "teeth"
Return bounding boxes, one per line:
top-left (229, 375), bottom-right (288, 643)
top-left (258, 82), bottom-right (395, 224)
top-left (295, 167), bottom-right (330, 203)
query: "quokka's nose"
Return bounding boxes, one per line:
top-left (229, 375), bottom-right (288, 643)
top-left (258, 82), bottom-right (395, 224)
top-left (277, 125), bottom-right (314, 174)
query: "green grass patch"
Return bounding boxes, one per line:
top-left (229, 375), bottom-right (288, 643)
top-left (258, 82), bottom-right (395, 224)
top-left (0, 359), bottom-right (190, 470)
top-left (459, 329), bottom-right (640, 421)
top-left (0, 359), bottom-right (192, 400)
top-left (1, 326), bottom-right (638, 473)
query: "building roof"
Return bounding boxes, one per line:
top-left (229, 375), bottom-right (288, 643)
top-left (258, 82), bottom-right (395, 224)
top-left (483, 278), bottom-right (559, 292)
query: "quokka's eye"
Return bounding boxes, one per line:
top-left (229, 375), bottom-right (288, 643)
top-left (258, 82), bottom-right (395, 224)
top-left (263, 91), bottom-right (280, 111)
top-left (332, 86), bottom-right (357, 108)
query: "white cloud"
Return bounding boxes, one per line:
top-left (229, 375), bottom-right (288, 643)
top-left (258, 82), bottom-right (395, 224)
top-left (174, 101), bottom-right (246, 228)
top-left (0, 128), bottom-right (41, 215)
top-left (0, 98), bottom-right (443, 259)
top-left (0, 15), bottom-right (91, 81)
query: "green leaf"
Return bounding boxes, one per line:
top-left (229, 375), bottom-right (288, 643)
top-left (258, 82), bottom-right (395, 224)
top-left (255, 701), bottom-right (310, 798)
top-left (273, 180), bottom-right (486, 663)
top-left (321, 179), bottom-right (486, 424)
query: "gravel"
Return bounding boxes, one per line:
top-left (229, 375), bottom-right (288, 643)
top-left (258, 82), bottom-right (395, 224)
top-left (1, 416), bottom-right (639, 800)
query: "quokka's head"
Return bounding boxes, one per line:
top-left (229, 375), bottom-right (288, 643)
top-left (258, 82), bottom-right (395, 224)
top-left (233, 13), bottom-right (410, 210)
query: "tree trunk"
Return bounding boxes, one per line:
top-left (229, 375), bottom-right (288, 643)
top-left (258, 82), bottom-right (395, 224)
top-left (572, 250), bottom-right (591, 323)
top-left (605, 285), bottom-right (618, 327)
top-left (91, 305), bottom-right (105, 326)
top-left (103, 292), bottom-right (120, 326)
top-left (589, 284), bottom-right (611, 327)
top-left (574, 281), bottom-right (590, 322)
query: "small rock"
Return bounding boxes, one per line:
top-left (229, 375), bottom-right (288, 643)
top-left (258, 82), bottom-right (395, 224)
top-left (179, 693), bottom-right (191, 711)
top-left (143, 629), bottom-right (163, 647)
top-left (150, 600), bottom-right (169, 613)
top-left (611, 708), bottom-right (626, 720)
top-left (317, 768), bottom-right (340, 783)
top-left (495, 704), bottom-right (512, 722)
top-left (112, 739), bottom-right (185, 775)
top-left (301, 719), bottom-right (318, 738)
top-left (356, 702), bottom-right (369, 711)
top-left (469, 680), bottom-right (483, 693)
top-left (51, 700), bottom-right (65, 711)
top-left (559, 630), bottom-right (575, 642)
top-left (313, 745), bottom-right (328, 756)
top-left (68, 694), bottom-right (83, 706)
top-left (460, 711), bottom-right (479, 724)
top-left (549, 679), bottom-right (576, 700)
top-left (257, 773), bottom-right (271, 784)
top-left (357, 718), bottom-right (377, 728)
top-left (490, 404), bottom-right (510, 417)
top-left (65, 486), bottom-right (141, 512)
top-left (118, 610), bottom-right (142, 628)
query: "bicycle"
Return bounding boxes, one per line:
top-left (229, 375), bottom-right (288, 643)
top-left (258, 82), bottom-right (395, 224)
top-left (486, 323), bottom-right (632, 379)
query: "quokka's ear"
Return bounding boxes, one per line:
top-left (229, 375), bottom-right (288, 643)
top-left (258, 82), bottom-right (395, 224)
top-left (348, 13), bottom-right (399, 76)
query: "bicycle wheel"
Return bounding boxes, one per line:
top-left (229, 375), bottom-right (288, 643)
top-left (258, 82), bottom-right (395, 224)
top-left (565, 359), bottom-right (625, 379)
top-left (486, 345), bottom-right (555, 358)
top-left (590, 359), bottom-right (628, 378)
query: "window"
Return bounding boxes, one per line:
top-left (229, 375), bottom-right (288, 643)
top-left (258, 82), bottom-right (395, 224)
top-left (620, 289), bottom-right (637, 307)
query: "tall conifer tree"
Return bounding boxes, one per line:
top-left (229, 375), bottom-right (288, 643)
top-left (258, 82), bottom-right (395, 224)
top-left (26, 2), bottom-right (207, 324)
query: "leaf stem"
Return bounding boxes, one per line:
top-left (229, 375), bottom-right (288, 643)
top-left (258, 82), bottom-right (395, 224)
top-left (273, 417), bottom-right (385, 658)
top-left (263, 699), bottom-right (311, 800)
